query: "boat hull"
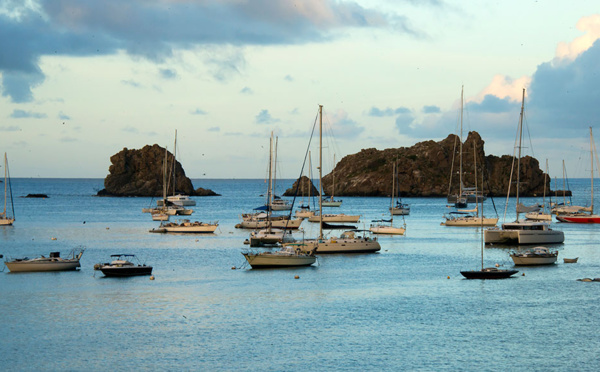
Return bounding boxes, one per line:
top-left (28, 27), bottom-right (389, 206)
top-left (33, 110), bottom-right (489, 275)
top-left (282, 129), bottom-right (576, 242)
top-left (556, 215), bottom-right (600, 223)
top-left (150, 224), bottom-right (218, 233)
top-left (460, 269), bottom-right (518, 279)
top-left (100, 266), bottom-right (153, 277)
top-left (511, 255), bottom-right (557, 265)
top-left (390, 208), bottom-right (410, 216)
top-left (308, 214), bottom-right (360, 223)
top-left (243, 253), bottom-right (316, 268)
top-left (303, 239), bottom-right (381, 253)
top-left (484, 227), bottom-right (564, 245)
top-left (442, 217), bottom-right (498, 226)
top-left (369, 226), bottom-right (405, 235)
top-left (321, 201), bottom-right (342, 207)
top-left (525, 212), bottom-right (553, 221)
top-left (239, 218), bottom-right (303, 230)
top-left (5, 260), bottom-right (80, 272)
top-left (0, 217), bottom-right (15, 226)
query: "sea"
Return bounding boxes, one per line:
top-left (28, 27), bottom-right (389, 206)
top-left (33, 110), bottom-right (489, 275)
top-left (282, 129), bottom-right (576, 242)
top-left (1, 177), bottom-right (600, 371)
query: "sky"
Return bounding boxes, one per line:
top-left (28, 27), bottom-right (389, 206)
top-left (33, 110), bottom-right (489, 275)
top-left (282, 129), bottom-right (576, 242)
top-left (1, 0), bottom-right (600, 180)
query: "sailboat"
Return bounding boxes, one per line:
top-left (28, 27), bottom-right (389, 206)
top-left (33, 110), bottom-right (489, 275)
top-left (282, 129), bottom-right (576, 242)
top-left (249, 132), bottom-right (297, 246)
top-left (0, 153), bottom-right (15, 226)
top-left (321, 154), bottom-right (342, 207)
top-left (556, 127), bottom-right (600, 223)
top-left (156, 130), bottom-right (196, 208)
top-left (268, 136), bottom-right (291, 211)
top-left (525, 159), bottom-right (553, 221)
top-left (442, 141), bottom-right (498, 226)
top-left (389, 158), bottom-right (410, 215)
top-left (370, 161), bottom-right (406, 235)
top-left (484, 89), bottom-right (564, 245)
top-left (302, 105), bottom-right (380, 253)
top-left (447, 86), bottom-right (468, 208)
top-left (460, 181), bottom-right (519, 279)
top-left (242, 244), bottom-right (316, 268)
top-left (295, 151), bottom-right (316, 218)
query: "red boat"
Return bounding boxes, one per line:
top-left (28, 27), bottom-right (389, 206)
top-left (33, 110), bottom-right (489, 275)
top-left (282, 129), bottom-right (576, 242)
top-left (556, 214), bottom-right (600, 223)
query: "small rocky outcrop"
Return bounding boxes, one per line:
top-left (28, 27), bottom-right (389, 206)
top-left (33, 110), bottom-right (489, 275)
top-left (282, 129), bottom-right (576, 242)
top-left (283, 176), bottom-right (320, 197)
top-left (313, 131), bottom-right (550, 197)
top-left (97, 144), bottom-right (218, 197)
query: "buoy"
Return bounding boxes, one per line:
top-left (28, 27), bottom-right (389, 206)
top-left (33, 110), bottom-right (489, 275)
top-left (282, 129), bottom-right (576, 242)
top-left (231, 266), bottom-right (236, 270)
top-left (522, 273), bottom-right (525, 276)
top-left (495, 263), bottom-right (499, 267)
top-left (149, 276), bottom-right (155, 280)
top-left (294, 275), bottom-right (300, 279)
top-left (447, 276), bottom-right (450, 279)
top-left (195, 239), bottom-right (199, 242)
top-left (106, 227), bottom-right (110, 230)
top-left (51, 237), bottom-right (57, 240)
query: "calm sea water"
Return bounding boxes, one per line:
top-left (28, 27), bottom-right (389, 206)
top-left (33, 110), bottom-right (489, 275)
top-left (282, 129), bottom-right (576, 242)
top-left (2, 178), bottom-right (600, 371)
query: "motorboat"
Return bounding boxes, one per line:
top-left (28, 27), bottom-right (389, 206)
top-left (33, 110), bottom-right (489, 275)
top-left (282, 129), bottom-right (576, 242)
top-left (5, 248), bottom-right (85, 272)
top-left (269, 198), bottom-right (292, 211)
top-left (150, 219), bottom-right (218, 233)
top-left (563, 257), bottom-right (579, 263)
top-left (390, 201), bottom-right (410, 216)
top-left (157, 194), bottom-right (196, 207)
top-left (94, 254), bottom-right (153, 277)
top-left (321, 197), bottom-right (342, 208)
top-left (242, 245), bottom-right (316, 268)
top-left (510, 246), bottom-right (558, 266)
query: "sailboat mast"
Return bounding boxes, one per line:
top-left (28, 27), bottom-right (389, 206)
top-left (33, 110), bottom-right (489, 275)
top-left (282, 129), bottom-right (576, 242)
top-left (459, 86), bottom-right (464, 198)
top-left (172, 130), bottom-right (177, 196)
top-left (516, 88), bottom-right (525, 221)
top-left (319, 105), bottom-right (324, 240)
top-left (474, 141), bottom-right (478, 218)
top-left (268, 132), bottom-right (274, 209)
top-left (562, 160), bottom-right (566, 206)
top-left (3, 153), bottom-right (7, 216)
top-left (590, 127), bottom-right (594, 215)
top-left (273, 136), bottom-right (278, 198)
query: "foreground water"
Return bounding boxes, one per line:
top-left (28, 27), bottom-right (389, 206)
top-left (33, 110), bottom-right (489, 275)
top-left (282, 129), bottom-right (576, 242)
top-left (2, 178), bottom-right (600, 370)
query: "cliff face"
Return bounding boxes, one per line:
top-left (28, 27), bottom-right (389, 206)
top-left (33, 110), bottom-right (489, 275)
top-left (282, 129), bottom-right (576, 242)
top-left (318, 131), bottom-right (548, 197)
top-left (97, 144), bottom-right (218, 197)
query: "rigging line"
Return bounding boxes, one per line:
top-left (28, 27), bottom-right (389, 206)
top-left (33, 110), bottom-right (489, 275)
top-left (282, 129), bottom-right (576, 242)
top-left (522, 110), bottom-right (535, 158)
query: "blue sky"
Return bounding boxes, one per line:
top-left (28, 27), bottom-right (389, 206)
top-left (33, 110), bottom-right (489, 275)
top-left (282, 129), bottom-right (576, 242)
top-left (1, 1), bottom-right (600, 179)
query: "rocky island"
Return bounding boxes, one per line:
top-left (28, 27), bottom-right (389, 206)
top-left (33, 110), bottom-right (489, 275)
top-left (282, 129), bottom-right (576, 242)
top-left (97, 144), bottom-right (218, 197)
top-left (290, 131), bottom-right (558, 198)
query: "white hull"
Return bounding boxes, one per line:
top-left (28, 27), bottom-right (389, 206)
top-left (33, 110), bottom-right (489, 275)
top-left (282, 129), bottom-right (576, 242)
top-left (511, 255), bottom-right (557, 265)
top-left (239, 218), bottom-right (303, 230)
top-left (369, 225), bottom-right (405, 235)
top-left (5, 260), bottom-right (81, 272)
top-left (157, 195), bottom-right (196, 207)
top-left (525, 212), bottom-right (553, 221)
top-left (308, 214), bottom-right (360, 223)
top-left (243, 253), bottom-right (316, 268)
top-left (269, 203), bottom-right (292, 211)
top-left (390, 207), bottom-right (410, 216)
top-left (302, 231), bottom-right (380, 253)
top-left (442, 216), bottom-right (498, 226)
top-left (151, 221), bottom-right (218, 233)
top-left (321, 201), bottom-right (342, 207)
top-left (484, 226), bottom-right (564, 245)
top-left (152, 213), bottom-right (169, 221)
top-left (295, 210), bottom-right (315, 218)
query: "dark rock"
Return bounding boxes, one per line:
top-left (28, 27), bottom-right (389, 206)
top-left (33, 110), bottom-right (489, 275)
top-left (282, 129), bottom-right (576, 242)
top-left (283, 176), bottom-right (320, 197)
top-left (195, 187), bottom-right (220, 196)
top-left (97, 144), bottom-right (218, 197)
top-left (307, 131), bottom-right (551, 197)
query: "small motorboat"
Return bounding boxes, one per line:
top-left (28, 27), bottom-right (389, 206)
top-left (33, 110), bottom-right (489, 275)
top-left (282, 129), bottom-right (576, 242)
top-left (94, 254), bottom-right (153, 277)
top-left (4, 248), bottom-right (85, 272)
top-left (563, 257), bottom-right (579, 263)
top-left (510, 246), bottom-right (558, 266)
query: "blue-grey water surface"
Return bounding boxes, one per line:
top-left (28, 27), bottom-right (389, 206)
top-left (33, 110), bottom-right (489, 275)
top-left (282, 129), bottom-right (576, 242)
top-left (1, 178), bottom-right (600, 371)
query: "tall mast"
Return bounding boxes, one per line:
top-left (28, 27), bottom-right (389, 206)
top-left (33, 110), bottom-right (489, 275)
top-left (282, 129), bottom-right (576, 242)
top-left (590, 127), bottom-right (594, 215)
top-left (268, 132), bottom-right (274, 210)
top-left (172, 130), bottom-right (177, 196)
top-left (273, 136), bottom-right (278, 197)
top-left (3, 153), bottom-right (7, 216)
top-left (331, 154), bottom-right (336, 201)
top-left (474, 141), bottom-right (478, 218)
top-left (562, 160), bottom-right (566, 206)
top-left (544, 159), bottom-right (548, 213)
top-left (516, 88), bottom-right (525, 221)
top-left (319, 105), bottom-right (324, 240)
top-left (459, 86), bottom-right (464, 198)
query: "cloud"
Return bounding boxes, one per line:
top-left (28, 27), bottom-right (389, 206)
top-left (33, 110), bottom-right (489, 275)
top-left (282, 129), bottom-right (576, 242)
top-left (324, 109), bottom-right (365, 139)
top-left (240, 86), bottom-right (254, 95)
top-left (121, 79), bottom-right (141, 88)
top-left (159, 68), bottom-right (177, 80)
top-left (284, 75), bottom-right (293, 82)
top-left (367, 106), bottom-right (411, 117)
top-left (0, 125), bottom-right (21, 131)
top-left (255, 109), bottom-right (280, 124)
top-left (208, 127), bottom-right (220, 132)
top-left (0, 0), bottom-right (420, 102)
top-left (10, 109), bottom-right (47, 119)
top-left (555, 15), bottom-right (600, 62)
top-left (466, 95), bottom-right (516, 114)
top-left (60, 136), bottom-right (77, 142)
top-left (191, 108), bottom-right (207, 115)
top-left (58, 112), bottom-right (71, 120)
top-left (422, 105), bottom-right (441, 114)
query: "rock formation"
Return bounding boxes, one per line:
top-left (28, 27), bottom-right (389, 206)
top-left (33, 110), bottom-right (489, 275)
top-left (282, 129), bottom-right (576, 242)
top-left (97, 144), bottom-right (218, 197)
top-left (283, 176), bottom-right (320, 197)
top-left (311, 131), bottom-right (550, 197)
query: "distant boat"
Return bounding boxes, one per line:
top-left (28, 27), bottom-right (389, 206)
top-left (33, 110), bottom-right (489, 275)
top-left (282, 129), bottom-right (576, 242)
top-left (525, 159), bottom-right (552, 221)
top-left (242, 245), bottom-right (316, 268)
top-left (0, 153), bottom-right (15, 226)
top-left (556, 127), bottom-right (600, 223)
top-left (94, 254), bottom-right (153, 277)
top-left (371, 160), bottom-right (406, 235)
top-left (388, 158), bottom-right (410, 216)
top-left (5, 248), bottom-right (85, 273)
top-left (321, 154), bottom-right (342, 207)
top-left (510, 246), bottom-right (558, 266)
top-left (158, 130), bottom-right (196, 207)
top-left (150, 219), bottom-right (218, 233)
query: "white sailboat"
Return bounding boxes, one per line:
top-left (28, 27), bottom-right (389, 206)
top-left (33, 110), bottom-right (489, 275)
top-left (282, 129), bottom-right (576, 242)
top-left (242, 245), bottom-right (316, 268)
top-left (302, 105), bottom-right (380, 254)
top-left (442, 141), bottom-right (498, 227)
top-left (447, 86), bottom-right (468, 208)
top-left (0, 153), bottom-right (15, 226)
top-left (484, 89), bottom-right (564, 245)
top-left (295, 151), bottom-right (316, 218)
top-left (510, 246), bottom-right (558, 266)
top-left (525, 159), bottom-right (552, 221)
top-left (5, 248), bottom-right (85, 272)
top-left (156, 130), bottom-right (196, 208)
top-left (321, 154), bottom-right (342, 207)
top-left (370, 161), bottom-right (406, 235)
